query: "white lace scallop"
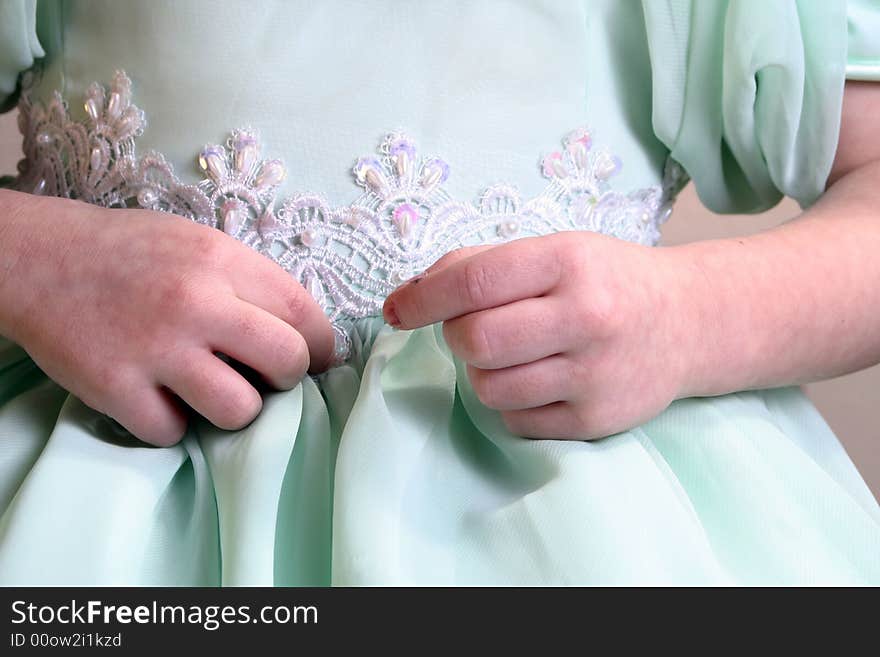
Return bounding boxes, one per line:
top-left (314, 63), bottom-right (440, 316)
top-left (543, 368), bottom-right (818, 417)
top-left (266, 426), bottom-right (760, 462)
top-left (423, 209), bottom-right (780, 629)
top-left (13, 70), bottom-right (686, 363)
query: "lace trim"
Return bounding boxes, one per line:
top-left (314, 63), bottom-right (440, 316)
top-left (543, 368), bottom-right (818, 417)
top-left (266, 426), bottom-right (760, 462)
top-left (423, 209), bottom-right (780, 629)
top-left (13, 70), bottom-right (685, 362)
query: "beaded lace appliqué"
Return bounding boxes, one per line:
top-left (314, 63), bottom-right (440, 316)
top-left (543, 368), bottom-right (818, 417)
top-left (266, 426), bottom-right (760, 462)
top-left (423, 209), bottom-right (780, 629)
top-left (13, 71), bottom-right (684, 362)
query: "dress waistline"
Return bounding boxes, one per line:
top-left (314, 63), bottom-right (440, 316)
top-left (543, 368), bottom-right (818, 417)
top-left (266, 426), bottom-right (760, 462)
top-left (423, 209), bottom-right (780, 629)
top-left (11, 70), bottom-right (686, 363)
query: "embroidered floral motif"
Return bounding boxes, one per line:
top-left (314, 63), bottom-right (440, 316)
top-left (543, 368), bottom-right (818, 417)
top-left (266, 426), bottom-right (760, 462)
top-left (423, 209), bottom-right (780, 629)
top-left (14, 70), bottom-right (685, 363)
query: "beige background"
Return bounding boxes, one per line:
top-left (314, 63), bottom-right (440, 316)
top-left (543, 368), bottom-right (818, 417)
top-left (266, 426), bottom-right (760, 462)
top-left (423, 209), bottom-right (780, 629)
top-left (1, 110), bottom-right (877, 501)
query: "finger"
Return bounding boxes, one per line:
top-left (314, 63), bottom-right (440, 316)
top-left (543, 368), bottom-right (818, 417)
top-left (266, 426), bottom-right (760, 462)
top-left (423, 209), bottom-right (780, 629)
top-left (442, 297), bottom-right (574, 369)
top-left (110, 384), bottom-right (189, 447)
top-left (227, 245), bottom-right (335, 372)
top-left (160, 349), bottom-right (263, 431)
top-left (467, 357), bottom-right (572, 411)
top-left (500, 402), bottom-right (590, 440)
top-left (384, 236), bottom-right (562, 329)
top-left (423, 244), bottom-right (496, 275)
top-left (207, 299), bottom-right (310, 390)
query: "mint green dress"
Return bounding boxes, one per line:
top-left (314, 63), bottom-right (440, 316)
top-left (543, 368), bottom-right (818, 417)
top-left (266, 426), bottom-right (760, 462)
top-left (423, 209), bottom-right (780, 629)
top-left (0, 0), bottom-right (879, 585)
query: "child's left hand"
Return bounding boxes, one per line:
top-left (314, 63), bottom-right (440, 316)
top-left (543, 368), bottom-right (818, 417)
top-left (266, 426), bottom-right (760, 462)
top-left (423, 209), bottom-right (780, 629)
top-left (382, 232), bottom-right (697, 439)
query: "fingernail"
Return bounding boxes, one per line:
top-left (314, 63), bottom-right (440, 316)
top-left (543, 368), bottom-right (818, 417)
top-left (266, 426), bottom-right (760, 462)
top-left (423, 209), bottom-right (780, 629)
top-left (384, 301), bottom-right (401, 328)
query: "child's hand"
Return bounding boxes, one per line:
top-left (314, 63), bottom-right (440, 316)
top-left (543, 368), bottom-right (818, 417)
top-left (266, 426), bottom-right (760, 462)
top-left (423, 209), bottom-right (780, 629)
top-left (383, 232), bottom-right (695, 439)
top-left (0, 193), bottom-right (335, 445)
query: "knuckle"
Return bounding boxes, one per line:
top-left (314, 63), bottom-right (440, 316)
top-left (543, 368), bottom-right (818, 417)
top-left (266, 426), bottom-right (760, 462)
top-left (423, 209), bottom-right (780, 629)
top-left (140, 418), bottom-right (187, 447)
top-left (565, 356), bottom-right (592, 394)
top-left (561, 236), bottom-right (586, 265)
top-left (469, 370), bottom-right (501, 409)
top-left (571, 403), bottom-right (612, 440)
top-left (165, 273), bottom-right (207, 312)
top-left (78, 389), bottom-right (111, 418)
top-left (233, 310), bottom-right (262, 340)
top-left (251, 261), bottom-right (312, 325)
top-left (272, 333), bottom-right (309, 387)
top-left (118, 395), bottom-right (187, 447)
top-left (551, 235), bottom-right (577, 264)
top-left (217, 387), bottom-right (262, 430)
top-left (283, 286), bottom-right (309, 323)
top-left (547, 235), bottom-right (580, 275)
top-left (172, 350), bottom-right (261, 430)
top-left (173, 348), bottom-right (203, 377)
top-left (575, 288), bottom-right (620, 336)
top-left (445, 318), bottom-right (494, 365)
top-left (571, 412), bottom-right (594, 438)
top-left (501, 411), bottom-right (528, 437)
top-left (459, 260), bottom-right (494, 308)
top-left (88, 364), bottom-right (134, 410)
top-left (190, 226), bottom-right (228, 269)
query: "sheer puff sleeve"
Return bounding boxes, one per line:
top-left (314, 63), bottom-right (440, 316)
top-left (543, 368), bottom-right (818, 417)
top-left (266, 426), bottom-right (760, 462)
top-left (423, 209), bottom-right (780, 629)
top-left (0, 0), bottom-right (44, 111)
top-left (847, 0), bottom-right (880, 81)
top-left (642, 0), bottom-right (852, 214)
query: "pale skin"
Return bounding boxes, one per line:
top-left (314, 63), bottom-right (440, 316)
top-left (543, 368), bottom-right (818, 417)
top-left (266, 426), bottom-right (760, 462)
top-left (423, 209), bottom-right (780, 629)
top-left (0, 196), bottom-right (336, 445)
top-left (0, 82), bottom-right (878, 445)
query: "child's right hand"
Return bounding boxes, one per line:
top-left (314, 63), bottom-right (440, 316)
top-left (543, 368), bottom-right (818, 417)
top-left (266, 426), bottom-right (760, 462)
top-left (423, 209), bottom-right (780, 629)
top-left (0, 190), bottom-right (335, 446)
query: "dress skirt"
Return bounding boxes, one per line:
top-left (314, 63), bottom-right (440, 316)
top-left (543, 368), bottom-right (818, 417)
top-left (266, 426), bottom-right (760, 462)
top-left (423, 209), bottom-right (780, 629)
top-left (0, 320), bottom-right (878, 586)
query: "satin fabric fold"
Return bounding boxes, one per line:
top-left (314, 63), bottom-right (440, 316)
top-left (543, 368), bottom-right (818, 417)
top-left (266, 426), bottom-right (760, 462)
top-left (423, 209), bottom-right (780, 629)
top-left (1, 327), bottom-right (877, 586)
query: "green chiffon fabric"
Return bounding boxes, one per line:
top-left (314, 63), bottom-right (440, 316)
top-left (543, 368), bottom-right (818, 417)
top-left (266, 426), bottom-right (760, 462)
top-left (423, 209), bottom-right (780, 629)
top-left (0, 0), bottom-right (879, 585)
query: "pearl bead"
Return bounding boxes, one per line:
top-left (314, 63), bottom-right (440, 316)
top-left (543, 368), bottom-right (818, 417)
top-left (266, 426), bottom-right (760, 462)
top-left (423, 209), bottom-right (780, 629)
top-left (254, 159), bottom-right (286, 190)
top-left (90, 146), bottom-right (103, 173)
top-left (392, 203), bottom-right (420, 238)
top-left (300, 228), bottom-right (320, 247)
top-left (354, 157), bottom-right (390, 197)
top-left (84, 97), bottom-right (101, 121)
top-left (388, 137), bottom-right (416, 181)
top-left (137, 188), bottom-right (158, 207)
top-left (106, 91), bottom-right (123, 120)
top-left (232, 131), bottom-right (259, 176)
top-left (420, 157), bottom-right (450, 190)
top-left (198, 146), bottom-right (228, 182)
top-left (497, 219), bottom-right (520, 238)
top-left (36, 131), bottom-right (52, 145)
top-left (221, 199), bottom-right (246, 235)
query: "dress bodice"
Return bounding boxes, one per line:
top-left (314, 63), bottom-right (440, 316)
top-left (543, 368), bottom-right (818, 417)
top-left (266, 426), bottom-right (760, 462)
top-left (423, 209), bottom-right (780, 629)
top-left (23, 0), bottom-right (669, 203)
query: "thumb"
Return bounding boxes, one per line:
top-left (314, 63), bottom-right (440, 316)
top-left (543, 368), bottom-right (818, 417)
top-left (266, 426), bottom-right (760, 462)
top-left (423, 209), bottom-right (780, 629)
top-left (382, 245), bottom-right (497, 326)
top-left (422, 244), bottom-right (497, 277)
